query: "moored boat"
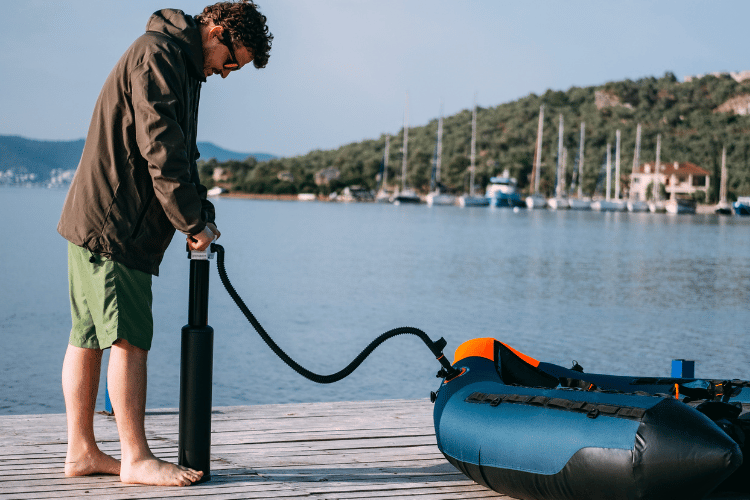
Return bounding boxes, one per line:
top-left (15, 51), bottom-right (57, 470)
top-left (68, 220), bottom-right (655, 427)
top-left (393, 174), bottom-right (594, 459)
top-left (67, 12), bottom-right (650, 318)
top-left (547, 197), bottom-right (569, 210)
top-left (665, 197), bottom-right (697, 214)
top-left (426, 192), bottom-right (456, 206)
top-left (525, 193), bottom-right (547, 209)
top-left (715, 201), bottom-right (732, 215)
top-left (627, 199), bottom-right (649, 212)
top-left (392, 188), bottom-right (421, 205)
top-left (567, 197), bottom-right (591, 210)
top-left (734, 196), bottom-right (750, 216)
top-left (458, 194), bottom-right (489, 207)
top-left (485, 173), bottom-right (524, 208)
top-left (433, 338), bottom-right (749, 500)
top-left (426, 103), bottom-right (456, 207)
top-left (591, 199), bottom-right (625, 212)
top-left (458, 96), bottom-right (488, 208)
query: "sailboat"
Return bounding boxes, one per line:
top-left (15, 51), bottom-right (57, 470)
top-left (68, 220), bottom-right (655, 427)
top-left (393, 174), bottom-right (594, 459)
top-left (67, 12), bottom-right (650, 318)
top-left (525, 104), bottom-right (547, 209)
top-left (426, 103), bottom-right (456, 206)
top-left (547, 114), bottom-right (569, 210)
top-left (568, 122), bottom-right (591, 210)
top-left (393, 93), bottom-right (421, 205)
top-left (458, 96), bottom-right (489, 207)
top-left (375, 134), bottom-right (392, 203)
top-left (611, 129), bottom-right (626, 211)
top-left (648, 134), bottom-right (666, 213)
top-left (715, 146), bottom-right (732, 214)
top-left (591, 139), bottom-right (624, 211)
top-left (627, 123), bottom-right (649, 212)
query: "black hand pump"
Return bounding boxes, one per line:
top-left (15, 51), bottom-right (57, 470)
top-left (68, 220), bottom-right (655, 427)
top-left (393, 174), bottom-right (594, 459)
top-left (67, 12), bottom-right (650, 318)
top-left (178, 244), bottom-right (214, 483)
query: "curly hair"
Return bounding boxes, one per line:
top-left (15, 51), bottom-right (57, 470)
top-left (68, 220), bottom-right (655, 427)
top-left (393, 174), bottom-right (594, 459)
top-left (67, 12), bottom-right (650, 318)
top-left (195, 0), bottom-right (272, 69)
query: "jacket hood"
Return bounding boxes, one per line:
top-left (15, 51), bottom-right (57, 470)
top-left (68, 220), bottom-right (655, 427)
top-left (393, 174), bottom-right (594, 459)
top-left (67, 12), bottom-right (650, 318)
top-left (146, 9), bottom-right (205, 81)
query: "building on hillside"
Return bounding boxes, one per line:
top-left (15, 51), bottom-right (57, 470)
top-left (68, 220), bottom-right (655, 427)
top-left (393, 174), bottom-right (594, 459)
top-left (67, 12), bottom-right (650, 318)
top-left (315, 167), bottom-right (340, 186)
top-left (212, 167), bottom-right (232, 182)
top-left (630, 161), bottom-right (710, 201)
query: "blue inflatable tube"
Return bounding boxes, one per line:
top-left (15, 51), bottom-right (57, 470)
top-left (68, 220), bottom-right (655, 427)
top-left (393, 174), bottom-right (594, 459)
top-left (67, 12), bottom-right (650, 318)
top-left (433, 338), bottom-right (748, 500)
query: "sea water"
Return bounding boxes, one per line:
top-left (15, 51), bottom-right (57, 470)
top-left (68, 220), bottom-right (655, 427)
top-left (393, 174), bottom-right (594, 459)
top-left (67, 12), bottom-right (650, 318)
top-left (1, 186), bottom-right (748, 415)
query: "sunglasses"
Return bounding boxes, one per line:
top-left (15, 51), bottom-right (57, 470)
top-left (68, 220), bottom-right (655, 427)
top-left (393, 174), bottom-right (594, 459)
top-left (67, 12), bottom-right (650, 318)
top-left (220, 33), bottom-right (240, 71)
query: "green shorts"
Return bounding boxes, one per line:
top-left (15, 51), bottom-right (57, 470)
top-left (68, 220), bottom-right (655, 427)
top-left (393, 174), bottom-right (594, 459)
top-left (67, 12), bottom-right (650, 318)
top-left (67, 242), bottom-right (154, 351)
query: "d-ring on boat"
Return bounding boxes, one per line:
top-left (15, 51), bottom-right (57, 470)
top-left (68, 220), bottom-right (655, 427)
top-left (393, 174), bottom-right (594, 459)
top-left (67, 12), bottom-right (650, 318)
top-left (432, 338), bottom-right (749, 500)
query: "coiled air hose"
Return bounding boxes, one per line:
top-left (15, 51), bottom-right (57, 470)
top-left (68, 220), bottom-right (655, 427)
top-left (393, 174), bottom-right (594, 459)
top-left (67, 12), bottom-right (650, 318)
top-left (212, 243), bottom-right (459, 384)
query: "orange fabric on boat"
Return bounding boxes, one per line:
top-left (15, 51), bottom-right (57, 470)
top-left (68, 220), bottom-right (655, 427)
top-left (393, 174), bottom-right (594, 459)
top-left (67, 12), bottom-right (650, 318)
top-left (500, 342), bottom-right (540, 368)
top-left (453, 338), bottom-right (496, 364)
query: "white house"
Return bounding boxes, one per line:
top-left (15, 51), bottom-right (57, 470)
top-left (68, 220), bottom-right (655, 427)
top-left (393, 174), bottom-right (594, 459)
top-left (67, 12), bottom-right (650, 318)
top-left (630, 161), bottom-right (710, 201)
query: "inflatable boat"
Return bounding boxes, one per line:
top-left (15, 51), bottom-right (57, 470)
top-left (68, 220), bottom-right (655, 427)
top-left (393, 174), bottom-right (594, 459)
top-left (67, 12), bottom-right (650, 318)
top-left (432, 338), bottom-right (750, 500)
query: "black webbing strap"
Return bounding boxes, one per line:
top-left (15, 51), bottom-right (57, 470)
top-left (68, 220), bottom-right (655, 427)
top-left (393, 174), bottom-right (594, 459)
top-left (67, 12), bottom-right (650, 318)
top-left (676, 380), bottom-right (750, 402)
top-left (465, 392), bottom-right (648, 421)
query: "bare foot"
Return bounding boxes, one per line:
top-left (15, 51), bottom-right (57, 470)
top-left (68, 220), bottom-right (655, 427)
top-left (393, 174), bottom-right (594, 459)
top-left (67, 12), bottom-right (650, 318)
top-left (65, 448), bottom-right (121, 476)
top-left (120, 456), bottom-right (203, 486)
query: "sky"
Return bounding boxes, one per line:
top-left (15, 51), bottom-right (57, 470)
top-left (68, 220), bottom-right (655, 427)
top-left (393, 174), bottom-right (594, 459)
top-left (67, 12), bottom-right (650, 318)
top-left (1, 1), bottom-right (749, 158)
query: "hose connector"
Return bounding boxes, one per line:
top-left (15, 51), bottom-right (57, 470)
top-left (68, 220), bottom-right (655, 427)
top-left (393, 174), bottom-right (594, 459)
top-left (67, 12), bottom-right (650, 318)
top-left (428, 337), bottom-right (461, 380)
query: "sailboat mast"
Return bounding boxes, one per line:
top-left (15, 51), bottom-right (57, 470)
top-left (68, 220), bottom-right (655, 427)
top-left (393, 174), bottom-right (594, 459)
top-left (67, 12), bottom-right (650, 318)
top-left (606, 143), bottom-right (612, 201)
top-left (383, 134), bottom-right (390, 189)
top-left (577, 122), bottom-right (585, 199)
top-left (615, 129), bottom-right (621, 201)
top-left (437, 103), bottom-right (444, 185)
top-left (556, 114), bottom-right (564, 198)
top-left (534, 105), bottom-right (544, 195)
top-left (561, 147), bottom-right (567, 196)
top-left (470, 96), bottom-right (477, 196)
top-left (653, 134), bottom-right (661, 202)
top-left (632, 123), bottom-right (641, 201)
top-left (402, 93), bottom-right (409, 192)
top-left (720, 145), bottom-right (728, 204)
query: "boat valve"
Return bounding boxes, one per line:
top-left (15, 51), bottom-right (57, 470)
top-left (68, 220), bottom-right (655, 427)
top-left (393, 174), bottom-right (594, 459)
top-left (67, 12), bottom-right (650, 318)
top-left (428, 337), bottom-right (461, 380)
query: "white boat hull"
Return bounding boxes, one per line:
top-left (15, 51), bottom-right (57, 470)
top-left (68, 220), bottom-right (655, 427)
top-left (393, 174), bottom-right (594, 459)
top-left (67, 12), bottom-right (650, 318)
top-left (525, 194), bottom-right (547, 209)
top-left (547, 197), bottom-right (570, 210)
top-left (426, 193), bottom-right (456, 206)
top-left (665, 199), bottom-right (696, 214)
top-left (591, 200), bottom-right (626, 212)
top-left (459, 195), bottom-right (490, 207)
top-left (627, 200), bottom-right (649, 212)
top-left (649, 201), bottom-right (666, 213)
top-left (567, 198), bottom-right (591, 210)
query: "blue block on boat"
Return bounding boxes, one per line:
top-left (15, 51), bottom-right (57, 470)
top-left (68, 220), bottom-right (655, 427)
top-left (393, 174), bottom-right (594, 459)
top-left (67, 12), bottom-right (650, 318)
top-left (672, 358), bottom-right (695, 378)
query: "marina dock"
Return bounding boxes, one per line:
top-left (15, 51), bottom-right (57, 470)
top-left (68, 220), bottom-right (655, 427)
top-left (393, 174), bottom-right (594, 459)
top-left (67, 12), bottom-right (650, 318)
top-left (0, 399), bottom-right (744, 499)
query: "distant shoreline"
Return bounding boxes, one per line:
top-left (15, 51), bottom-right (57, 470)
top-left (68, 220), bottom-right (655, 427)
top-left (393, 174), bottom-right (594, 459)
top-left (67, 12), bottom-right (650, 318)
top-left (219, 192), bottom-right (304, 202)
top-left (217, 192), bottom-right (721, 213)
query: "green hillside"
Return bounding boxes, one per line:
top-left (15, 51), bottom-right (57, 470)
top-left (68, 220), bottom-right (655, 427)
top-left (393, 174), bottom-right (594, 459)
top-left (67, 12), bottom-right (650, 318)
top-left (202, 72), bottom-right (750, 202)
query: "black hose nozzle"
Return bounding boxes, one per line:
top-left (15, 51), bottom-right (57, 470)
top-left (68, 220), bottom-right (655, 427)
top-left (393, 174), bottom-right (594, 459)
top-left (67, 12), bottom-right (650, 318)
top-left (428, 337), bottom-right (461, 380)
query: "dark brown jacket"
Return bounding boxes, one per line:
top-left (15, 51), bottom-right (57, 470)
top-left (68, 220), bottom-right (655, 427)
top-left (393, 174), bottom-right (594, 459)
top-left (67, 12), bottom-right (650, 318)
top-left (58, 9), bottom-right (214, 276)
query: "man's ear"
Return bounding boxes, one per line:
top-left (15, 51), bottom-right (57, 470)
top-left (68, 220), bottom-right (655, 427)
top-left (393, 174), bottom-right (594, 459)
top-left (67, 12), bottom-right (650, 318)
top-left (208, 25), bottom-right (224, 40)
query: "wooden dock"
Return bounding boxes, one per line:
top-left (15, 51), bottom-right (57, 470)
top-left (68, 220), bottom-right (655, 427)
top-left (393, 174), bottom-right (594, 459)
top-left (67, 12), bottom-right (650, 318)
top-left (0, 399), bottom-right (509, 499)
top-left (1, 399), bottom-right (745, 500)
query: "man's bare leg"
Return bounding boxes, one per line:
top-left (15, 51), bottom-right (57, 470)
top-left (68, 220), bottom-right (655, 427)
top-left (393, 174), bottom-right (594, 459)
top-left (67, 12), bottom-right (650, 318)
top-left (109, 339), bottom-right (202, 486)
top-left (62, 344), bottom-right (121, 476)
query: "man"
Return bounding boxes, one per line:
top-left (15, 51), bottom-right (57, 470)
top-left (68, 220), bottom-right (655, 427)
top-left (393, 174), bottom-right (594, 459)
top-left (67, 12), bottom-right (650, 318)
top-left (57, 1), bottom-right (272, 486)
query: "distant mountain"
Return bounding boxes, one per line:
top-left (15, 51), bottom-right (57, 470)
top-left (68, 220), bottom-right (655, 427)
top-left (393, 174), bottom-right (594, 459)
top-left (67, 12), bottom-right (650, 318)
top-left (0, 135), bottom-right (274, 185)
top-left (195, 142), bottom-right (275, 163)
